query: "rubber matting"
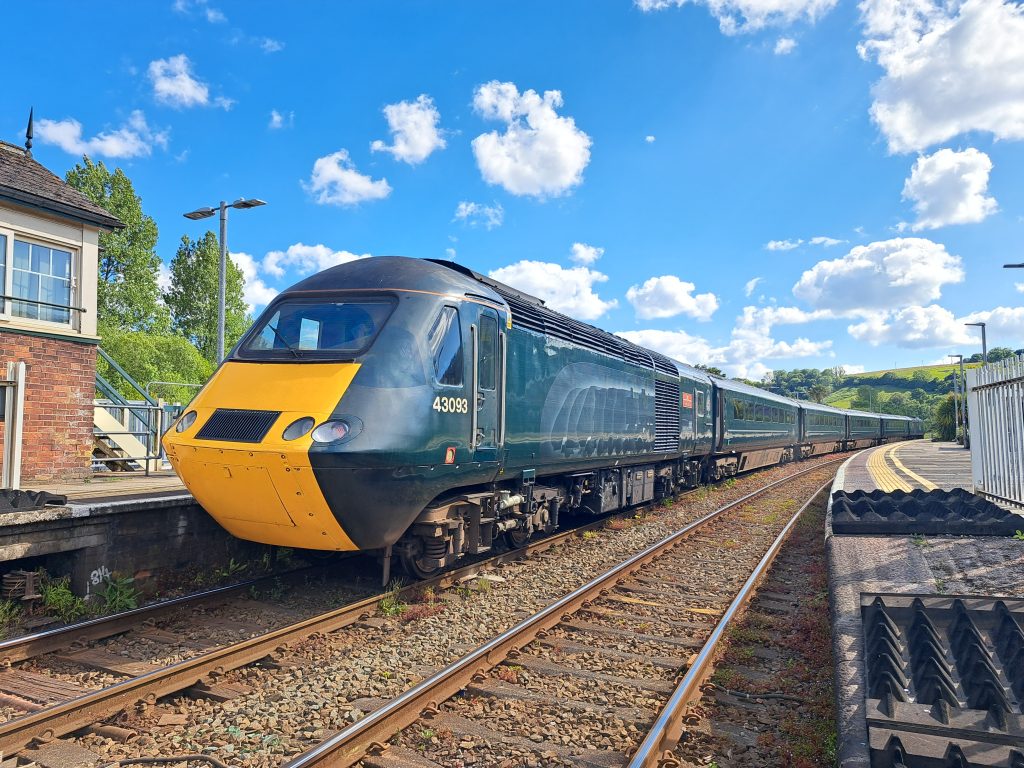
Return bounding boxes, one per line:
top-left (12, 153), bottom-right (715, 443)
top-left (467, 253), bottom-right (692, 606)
top-left (832, 489), bottom-right (1020, 536)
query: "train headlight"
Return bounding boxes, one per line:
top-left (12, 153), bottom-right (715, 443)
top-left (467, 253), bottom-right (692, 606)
top-left (282, 417), bottom-right (315, 441)
top-left (311, 420), bottom-right (351, 443)
top-left (175, 410), bottom-right (198, 433)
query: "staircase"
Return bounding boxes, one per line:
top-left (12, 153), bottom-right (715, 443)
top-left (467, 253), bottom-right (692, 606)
top-left (93, 348), bottom-right (180, 473)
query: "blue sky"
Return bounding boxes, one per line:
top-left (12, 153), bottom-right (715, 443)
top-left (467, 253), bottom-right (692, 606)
top-left (6, 0), bottom-right (1024, 377)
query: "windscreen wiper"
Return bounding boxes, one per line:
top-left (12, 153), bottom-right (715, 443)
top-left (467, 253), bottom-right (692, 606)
top-left (267, 324), bottom-right (301, 358)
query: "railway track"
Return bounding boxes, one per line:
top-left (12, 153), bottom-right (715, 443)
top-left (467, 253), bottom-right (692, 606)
top-left (0, 456), bottom-right (843, 765)
top-left (280, 463), bottom-right (837, 768)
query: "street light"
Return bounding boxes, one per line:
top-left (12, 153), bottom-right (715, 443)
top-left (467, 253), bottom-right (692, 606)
top-left (949, 354), bottom-right (964, 444)
top-left (182, 198), bottom-right (267, 362)
top-left (964, 321), bottom-right (987, 364)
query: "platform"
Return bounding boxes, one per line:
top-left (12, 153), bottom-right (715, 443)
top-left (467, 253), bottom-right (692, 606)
top-left (43, 470), bottom-right (187, 505)
top-left (838, 439), bottom-right (972, 494)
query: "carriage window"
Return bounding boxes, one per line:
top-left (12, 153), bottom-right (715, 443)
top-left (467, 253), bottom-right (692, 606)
top-left (428, 306), bottom-right (463, 386)
top-left (478, 314), bottom-right (497, 390)
top-left (696, 390), bottom-right (705, 417)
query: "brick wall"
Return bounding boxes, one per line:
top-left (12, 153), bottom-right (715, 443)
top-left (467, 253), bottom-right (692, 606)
top-left (0, 329), bottom-right (97, 482)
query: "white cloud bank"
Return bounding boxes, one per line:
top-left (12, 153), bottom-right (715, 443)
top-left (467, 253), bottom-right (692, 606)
top-left (36, 110), bottom-right (167, 159)
top-left (635, 0), bottom-right (836, 34)
top-left (626, 275), bottom-right (719, 320)
top-left (371, 94), bottom-right (446, 165)
top-left (859, 0), bottom-right (1024, 153)
top-left (850, 305), bottom-right (1024, 348)
top-left (902, 148), bottom-right (998, 230)
top-left (230, 252), bottom-right (278, 310)
top-left (774, 37), bottom-right (797, 54)
top-left (306, 150), bottom-right (391, 206)
top-left (471, 81), bottom-right (592, 198)
top-left (262, 243), bottom-right (369, 278)
top-left (793, 237), bottom-right (964, 310)
top-left (489, 261), bottom-right (616, 320)
top-left (569, 243), bottom-right (604, 265)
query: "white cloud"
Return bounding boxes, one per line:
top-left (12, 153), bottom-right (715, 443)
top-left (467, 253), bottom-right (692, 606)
top-left (203, 5), bottom-right (225, 22)
top-left (901, 148), bottom-right (998, 230)
top-left (766, 238), bottom-right (803, 251)
top-left (775, 37), bottom-right (797, 54)
top-left (445, 247), bottom-right (457, 258)
top-left (172, 0), bottom-right (225, 22)
top-left (793, 238), bottom-right (964, 310)
top-left (809, 235), bottom-right (845, 246)
top-left (453, 201), bottom-right (504, 230)
top-left (268, 109), bottom-right (294, 130)
top-left (569, 242), bottom-right (604, 265)
top-left (859, 0), bottom-right (1024, 153)
top-left (645, 135), bottom-right (657, 143)
top-left (635, 0), bottom-right (837, 34)
top-left (1016, 282), bottom-right (1024, 293)
top-left (489, 261), bottom-right (617, 320)
top-left (616, 329), bottom-right (719, 365)
top-left (735, 305), bottom-right (839, 335)
top-left (35, 110), bottom-right (168, 159)
top-left (840, 363), bottom-right (867, 374)
top-left (370, 94), bottom-right (446, 165)
top-left (744, 277), bottom-right (762, 297)
top-left (148, 54), bottom-right (230, 109)
top-left (261, 243), bottom-right (370, 278)
top-left (626, 275), bottom-right (719, 321)
top-left (157, 262), bottom-right (172, 292)
top-left (260, 38), bottom-right (284, 53)
top-left (230, 251), bottom-right (278, 310)
top-left (471, 81), bottom-right (592, 198)
top-left (306, 149), bottom-right (392, 206)
top-left (848, 304), bottom-right (1024, 349)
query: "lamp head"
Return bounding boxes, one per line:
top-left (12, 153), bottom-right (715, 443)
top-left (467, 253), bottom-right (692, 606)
top-left (230, 198), bottom-right (267, 210)
top-left (183, 207), bottom-right (216, 220)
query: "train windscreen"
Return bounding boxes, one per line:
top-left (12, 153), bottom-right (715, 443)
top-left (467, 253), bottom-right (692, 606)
top-left (237, 298), bottom-right (396, 359)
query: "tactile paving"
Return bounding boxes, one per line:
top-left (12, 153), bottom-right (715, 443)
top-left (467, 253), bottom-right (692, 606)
top-left (832, 489), bottom-right (1020, 536)
top-left (862, 594), bottom-right (1024, 767)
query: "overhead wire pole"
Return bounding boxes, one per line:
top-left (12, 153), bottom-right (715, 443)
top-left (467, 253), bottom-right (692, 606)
top-left (184, 197), bottom-right (267, 362)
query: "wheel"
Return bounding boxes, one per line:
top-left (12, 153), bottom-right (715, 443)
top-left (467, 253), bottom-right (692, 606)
top-left (504, 525), bottom-right (531, 549)
top-left (399, 536), bottom-right (448, 579)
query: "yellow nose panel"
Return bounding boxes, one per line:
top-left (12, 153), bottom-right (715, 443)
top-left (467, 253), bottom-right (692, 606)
top-left (163, 361), bottom-right (361, 551)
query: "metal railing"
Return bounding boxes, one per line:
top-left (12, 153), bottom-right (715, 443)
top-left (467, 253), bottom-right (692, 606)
top-left (0, 362), bottom-right (26, 489)
top-left (966, 354), bottom-right (1024, 508)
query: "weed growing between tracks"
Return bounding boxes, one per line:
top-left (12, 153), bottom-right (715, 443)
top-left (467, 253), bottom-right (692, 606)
top-left (682, 494), bottom-right (837, 767)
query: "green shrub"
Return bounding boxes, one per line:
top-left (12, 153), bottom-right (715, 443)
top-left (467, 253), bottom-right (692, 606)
top-left (0, 600), bottom-right (22, 639)
top-left (42, 577), bottom-right (88, 623)
top-left (99, 574), bottom-right (140, 613)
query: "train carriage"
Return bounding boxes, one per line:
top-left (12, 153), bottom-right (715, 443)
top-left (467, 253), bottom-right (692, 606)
top-left (712, 378), bottom-right (800, 477)
top-left (799, 401), bottom-right (848, 457)
top-left (845, 409), bottom-right (883, 450)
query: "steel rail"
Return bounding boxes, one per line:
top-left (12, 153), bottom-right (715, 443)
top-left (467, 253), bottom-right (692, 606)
top-left (0, 494), bottom-right (657, 755)
top-left (626, 481), bottom-right (831, 768)
top-left (281, 459), bottom-right (842, 768)
top-left (0, 566), bottom-right (322, 666)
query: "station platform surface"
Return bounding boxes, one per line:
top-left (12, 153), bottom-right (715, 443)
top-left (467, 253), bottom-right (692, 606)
top-left (41, 469), bottom-right (187, 505)
top-left (838, 439), bottom-right (971, 494)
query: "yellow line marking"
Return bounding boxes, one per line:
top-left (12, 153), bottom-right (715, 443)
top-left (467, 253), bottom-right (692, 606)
top-left (889, 443), bottom-right (938, 491)
top-left (867, 444), bottom-right (911, 492)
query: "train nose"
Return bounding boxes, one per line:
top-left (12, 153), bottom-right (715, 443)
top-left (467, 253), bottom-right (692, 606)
top-left (162, 361), bottom-right (362, 551)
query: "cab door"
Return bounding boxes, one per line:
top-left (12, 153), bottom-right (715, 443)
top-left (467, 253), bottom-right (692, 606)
top-left (470, 307), bottom-right (502, 462)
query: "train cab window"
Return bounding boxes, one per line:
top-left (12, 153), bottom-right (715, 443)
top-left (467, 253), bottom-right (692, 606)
top-left (427, 306), bottom-right (463, 386)
top-left (240, 298), bottom-right (395, 359)
top-left (478, 314), bottom-right (497, 390)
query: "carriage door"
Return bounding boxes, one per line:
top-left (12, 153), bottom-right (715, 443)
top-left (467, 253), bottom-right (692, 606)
top-left (470, 307), bottom-right (501, 462)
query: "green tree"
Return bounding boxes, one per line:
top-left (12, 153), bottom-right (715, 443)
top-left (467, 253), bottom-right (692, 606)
top-left (694, 364), bottom-right (725, 377)
top-left (807, 383), bottom-right (831, 403)
top-left (64, 157), bottom-right (168, 332)
top-left (97, 329), bottom-right (214, 404)
top-left (931, 393), bottom-right (956, 441)
top-left (164, 232), bottom-right (248, 364)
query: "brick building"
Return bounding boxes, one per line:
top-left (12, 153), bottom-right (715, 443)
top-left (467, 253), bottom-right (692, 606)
top-left (0, 137), bottom-right (123, 482)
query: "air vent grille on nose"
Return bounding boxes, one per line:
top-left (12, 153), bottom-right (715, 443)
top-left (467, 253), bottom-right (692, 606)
top-left (195, 409), bottom-right (281, 443)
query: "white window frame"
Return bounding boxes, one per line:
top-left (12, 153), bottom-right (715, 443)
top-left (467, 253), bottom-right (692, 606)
top-left (0, 228), bottom-right (79, 330)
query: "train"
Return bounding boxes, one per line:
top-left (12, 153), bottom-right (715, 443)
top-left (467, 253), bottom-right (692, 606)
top-left (163, 257), bottom-right (924, 577)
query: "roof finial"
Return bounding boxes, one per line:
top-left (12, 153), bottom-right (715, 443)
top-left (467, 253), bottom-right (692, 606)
top-left (25, 108), bottom-right (33, 157)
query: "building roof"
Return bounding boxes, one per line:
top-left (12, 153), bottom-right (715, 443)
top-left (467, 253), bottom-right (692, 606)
top-left (0, 141), bottom-right (124, 230)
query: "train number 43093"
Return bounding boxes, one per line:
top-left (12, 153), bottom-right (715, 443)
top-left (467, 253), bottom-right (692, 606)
top-left (432, 396), bottom-right (469, 414)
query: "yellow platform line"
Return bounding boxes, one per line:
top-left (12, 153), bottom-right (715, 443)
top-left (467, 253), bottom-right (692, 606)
top-left (889, 443), bottom-right (938, 491)
top-left (867, 444), bottom-right (912, 492)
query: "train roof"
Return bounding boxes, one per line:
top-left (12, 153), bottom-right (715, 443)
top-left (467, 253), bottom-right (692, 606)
top-left (800, 401), bottom-right (848, 415)
top-left (712, 376), bottom-right (799, 407)
top-left (669, 360), bottom-right (714, 386)
top-left (284, 255), bottom-right (507, 307)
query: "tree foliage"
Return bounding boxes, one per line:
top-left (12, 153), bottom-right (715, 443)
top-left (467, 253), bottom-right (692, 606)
top-left (65, 157), bottom-right (168, 332)
top-left (931, 393), bottom-right (956, 441)
top-left (967, 347), bottom-right (1017, 364)
top-left (163, 232), bottom-right (249, 365)
top-left (98, 329), bottom-right (214, 405)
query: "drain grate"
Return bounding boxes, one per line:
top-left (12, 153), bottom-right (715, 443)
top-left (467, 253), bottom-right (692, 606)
top-left (862, 593), bottom-right (1024, 767)
top-left (832, 489), bottom-right (1021, 536)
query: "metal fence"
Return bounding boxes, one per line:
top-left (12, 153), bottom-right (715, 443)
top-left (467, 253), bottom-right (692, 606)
top-left (966, 354), bottom-right (1024, 508)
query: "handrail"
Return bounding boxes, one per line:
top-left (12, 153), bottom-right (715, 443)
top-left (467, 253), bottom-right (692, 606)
top-left (97, 347), bottom-right (158, 406)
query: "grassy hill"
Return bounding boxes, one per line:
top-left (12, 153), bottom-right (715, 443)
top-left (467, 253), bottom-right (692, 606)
top-left (823, 363), bottom-right (981, 411)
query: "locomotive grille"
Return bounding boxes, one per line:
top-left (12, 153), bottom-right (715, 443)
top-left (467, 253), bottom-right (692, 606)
top-left (195, 409), bottom-right (281, 443)
top-left (654, 379), bottom-right (680, 452)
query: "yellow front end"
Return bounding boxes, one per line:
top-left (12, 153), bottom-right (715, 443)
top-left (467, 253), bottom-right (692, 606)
top-left (163, 361), bottom-right (360, 551)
